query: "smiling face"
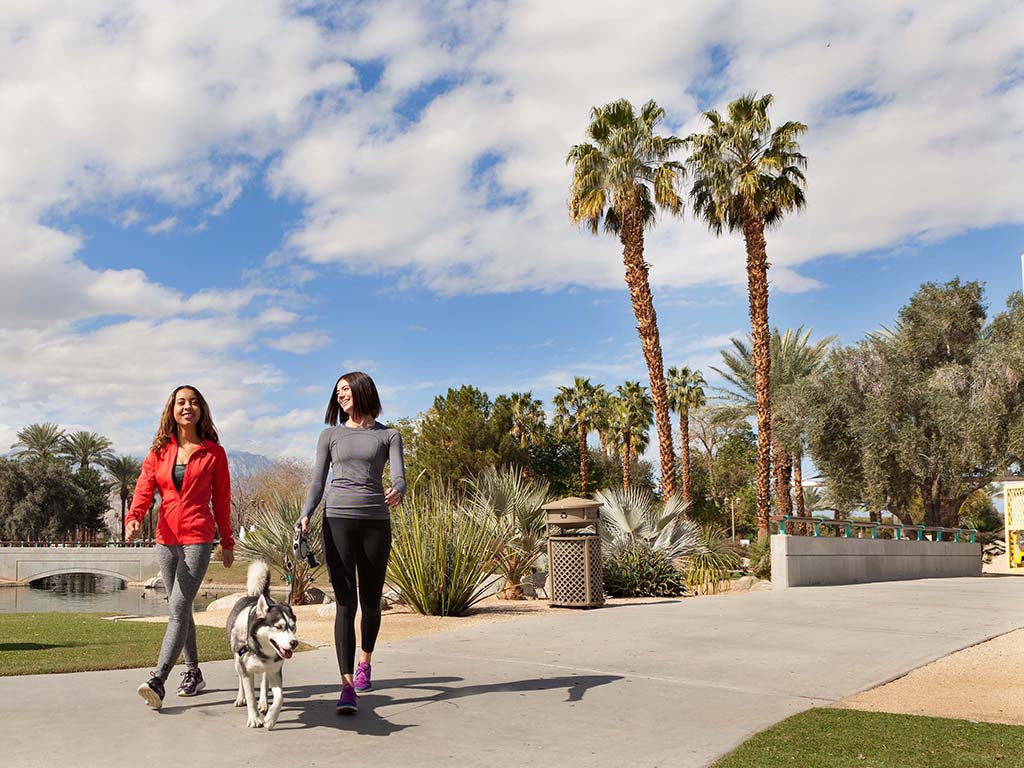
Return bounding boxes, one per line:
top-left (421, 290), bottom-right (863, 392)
top-left (173, 388), bottom-right (202, 430)
top-left (336, 378), bottom-right (354, 417)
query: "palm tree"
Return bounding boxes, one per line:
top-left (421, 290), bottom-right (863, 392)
top-left (686, 93), bottom-right (808, 539)
top-left (567, 98), bottom-right (685, 500)
top-left (61, 430), bottom-right (114, 470)
top-left (506, 392), bottom-right (547, 448)
top-left (665, 366), bottom-right (706, 512)
top-left (592, 389), bottom-right (616, 457)
top-left (714, 327), bottom-right (833, 526)
top-left (553, 377), bottom-right (605, 494)
top-left (10, 423), bottom-right (66, 462)
top-left (613, 382), bottom-right (653, 489)
top-left (104, 455), bottom-right (142, 541)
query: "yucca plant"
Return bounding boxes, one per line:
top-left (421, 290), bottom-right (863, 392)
top-left (467, 466), bottom-right (551, 599)
top-left (388, 481), bottom-right (501, 616)
top-left (681, 523), bottom-right (741, 594)
top-left (234, 489), bottom-right (325, 605)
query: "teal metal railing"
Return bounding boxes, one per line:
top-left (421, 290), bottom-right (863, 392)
top-left (770, 516), bottom-right (978, 544)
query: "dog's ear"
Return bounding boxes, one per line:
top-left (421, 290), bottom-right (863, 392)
top-left (255, 594), bottom-right (269, 618)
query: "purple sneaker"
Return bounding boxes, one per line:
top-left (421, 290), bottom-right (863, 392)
top-left (354, 662), bottom-right (372, 692)
top-left (336, 684), bottom-right (357, 715)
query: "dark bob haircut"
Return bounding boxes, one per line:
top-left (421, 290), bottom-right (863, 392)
top-left (325, 371), bottom-right (382, 425)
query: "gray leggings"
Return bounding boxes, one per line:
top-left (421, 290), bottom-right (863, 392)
top-left (154, 543), bottom-right (213, 681)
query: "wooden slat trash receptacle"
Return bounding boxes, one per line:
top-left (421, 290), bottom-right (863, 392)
top-left (543, 497), bottom-right (604, 608)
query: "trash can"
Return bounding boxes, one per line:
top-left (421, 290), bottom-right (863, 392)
top-left (543, 497), bottom-right (604, 608)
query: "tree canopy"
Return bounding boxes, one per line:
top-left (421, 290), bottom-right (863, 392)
top-left (805, 280), bottom-right (1024, 526)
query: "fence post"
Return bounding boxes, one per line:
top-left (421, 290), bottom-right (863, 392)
top-left (780, 516), bottom-right (790, 536)
top-left (813, 518), bottom-right (821, 537)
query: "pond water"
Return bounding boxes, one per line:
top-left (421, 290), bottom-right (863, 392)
top-left (0, 573), bottom-right (238, 616)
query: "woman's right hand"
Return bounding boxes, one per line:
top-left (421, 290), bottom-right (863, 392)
top-left (299, 517), bottom-right (309, 534)
top-left (125, 519), bottom-right (141, 542)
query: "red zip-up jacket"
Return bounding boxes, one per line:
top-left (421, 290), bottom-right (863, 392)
top-left (128, 437), bottom-right (234, 550)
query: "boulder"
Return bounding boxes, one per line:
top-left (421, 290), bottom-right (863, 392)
top-left (143, 575), bottom-right (164, 589)
top-left (316, 602), bottom-right (336, 618)
top-left (204, 592), bottom-right (246, 612)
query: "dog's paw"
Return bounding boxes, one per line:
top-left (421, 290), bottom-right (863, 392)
top-left (258, 700), bottom-right (269, 715)
top-left (264, 714), bottom-right (278, 730)
top-left (234, 696), bottom-right (246, 707)
top-left (246, 714), bottom-right (264, 728)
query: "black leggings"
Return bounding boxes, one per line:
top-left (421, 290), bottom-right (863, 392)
top-left (323, 516), bottom-right (392, 676)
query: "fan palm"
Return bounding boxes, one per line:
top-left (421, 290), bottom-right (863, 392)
top-left (553, 377), bottom-right (605, 494)
top-left (714, 327), bottom-right (833, 522)
top-left (61, 430), bottom-right (114, 470)
top-left (595, 486), bottom-right (697, 560)
top-left (686, 92), bottom-right (808, 539)
top-left (10, 423), bottom-right (66, 462)
top-left (613, 382), bottom-right (653, 489)
top-left (665, 366), bottom-right (706, 511)
top-left (467, 465), bottom-right (551, 598)
top-left (234, 489), bottom-right (325, 605)
top-left (104, 455), bottom-right (142, 541)
top-left (568, 98), bottom-right (684, 500)
top-left (506, 392), bottom-right (547, 449)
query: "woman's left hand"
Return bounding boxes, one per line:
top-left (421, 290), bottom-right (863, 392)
top-left (222, 549), bottom-right (234, 568)
top-left (384, 488), bottom-right (403, 507)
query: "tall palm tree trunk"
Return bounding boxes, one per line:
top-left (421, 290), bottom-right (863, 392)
top-left (741, 201), bottom-right (773, 541)
top-left (793, 451), bottom-right (806, 517)
top-left (622, 436), bottom-right (632, 489)
top-left (578, 424), bottom-right (589, 494)
top-left (772, 440), bottom-right (793, 519)
top-left (620, 207), bottom-right (676, 499)
top-left (680, 410), bottom-right (692, 511)
top-left (120, 492), bottom-right (128, 542)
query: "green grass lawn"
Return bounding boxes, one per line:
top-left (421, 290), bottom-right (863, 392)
top-left (0, 613), bottom-right (235, 676)
top-left (713, 708), bottom-right (1022, 767)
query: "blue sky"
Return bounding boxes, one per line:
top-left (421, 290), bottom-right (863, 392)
top-left (1, 1), bottom-right (1022, 465)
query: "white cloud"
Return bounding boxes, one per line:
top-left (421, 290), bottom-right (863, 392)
top-left (268, 1), bottom-right (1022, 296)
top-left (2, 0), bottom-right (1020, 459)
top-left (145, 216), bottom-right (177, 234)
top-left (266, 330), bottom-right (332, 354)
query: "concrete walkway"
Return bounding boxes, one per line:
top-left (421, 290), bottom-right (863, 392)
top-left (3, 576), bottom-right (1024, 768)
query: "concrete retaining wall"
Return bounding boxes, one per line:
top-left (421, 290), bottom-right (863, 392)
top-left (770, 534), bottom-right (982, 589)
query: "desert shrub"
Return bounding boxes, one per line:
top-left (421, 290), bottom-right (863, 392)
top-left (234, 489), bottom-right (325, 605)
top-left (467, 465), bottom-right (551, 599)
top-left (388, 482), bottom-right (500, 616)
top-left (604, 542), bottom-right (686, 597)
top-left (680, 523), bottom-right (741, 594)
top-left (746, 538), bottom-right (772, 580)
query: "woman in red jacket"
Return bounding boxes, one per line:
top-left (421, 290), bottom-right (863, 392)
top-left (126, 385), bottom-right (234, 710)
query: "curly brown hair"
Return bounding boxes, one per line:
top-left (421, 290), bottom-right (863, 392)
top-left (151, 385), bottom-right (220, 453)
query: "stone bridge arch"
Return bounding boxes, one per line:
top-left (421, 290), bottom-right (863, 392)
top-left (0, 547), bottom-right (162, 585)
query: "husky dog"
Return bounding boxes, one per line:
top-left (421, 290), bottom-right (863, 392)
top-left (226, 561), bottom-right (299, 730)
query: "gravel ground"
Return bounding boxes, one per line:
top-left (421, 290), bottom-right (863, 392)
top-left (837, 626), bottom-right (1024, 725)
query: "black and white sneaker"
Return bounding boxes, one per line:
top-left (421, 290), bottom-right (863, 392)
top-left (177, 668), bottom-right (206, 697)
top-left (137, 676), bottom-right (165, 709)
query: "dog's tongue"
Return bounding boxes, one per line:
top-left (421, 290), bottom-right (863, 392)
top-left (279, 648), bottom-right (294, 660)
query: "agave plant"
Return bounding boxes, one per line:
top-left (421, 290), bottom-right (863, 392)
top-left (388, 481), bottom-right (501, 616)
top-left (234, 489), bottom-right (325, 605)
top-left (467, 465), bottom-right (551, 599)
top-left (595, 486), bottom-right (699, 559)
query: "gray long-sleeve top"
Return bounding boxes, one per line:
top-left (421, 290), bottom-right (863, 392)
top-left (300, 422), bottom-right (407, 521)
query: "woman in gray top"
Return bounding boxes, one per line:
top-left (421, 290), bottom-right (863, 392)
top-left (297, 371), bottom-right (406, 715)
